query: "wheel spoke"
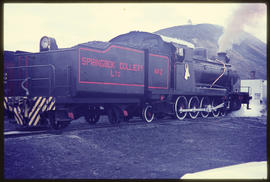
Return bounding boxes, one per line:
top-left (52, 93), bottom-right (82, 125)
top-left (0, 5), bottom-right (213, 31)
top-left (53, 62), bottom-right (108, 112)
top-left (142, 105), bottom-right (154, 123)
top-left (188, 96), bottom-right (200, 119)
top-left (175, 96), bottom-right (188, 120)
top-left (220, 109), bottom-right (226, 117)
top-left (108, 106), bottom-right (123, 124)
top-left (200, 97), bottom-right (210, 118)
top-left (85, 106), bottom-right (100, 124)
top-left (212, 98), bottom-right (221, 117)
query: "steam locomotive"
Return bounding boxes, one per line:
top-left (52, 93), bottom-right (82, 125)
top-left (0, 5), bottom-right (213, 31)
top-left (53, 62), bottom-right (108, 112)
top-left (3, 31), bottom-right (251, 129)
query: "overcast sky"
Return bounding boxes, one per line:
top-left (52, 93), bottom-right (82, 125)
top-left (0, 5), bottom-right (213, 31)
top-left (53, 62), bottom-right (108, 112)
top-left (4, 3), bottom-right (267, 52)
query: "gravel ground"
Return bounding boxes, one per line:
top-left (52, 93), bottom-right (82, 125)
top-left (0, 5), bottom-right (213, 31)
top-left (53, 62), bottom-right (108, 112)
top-left (4, 115), bottom-right (267, 179)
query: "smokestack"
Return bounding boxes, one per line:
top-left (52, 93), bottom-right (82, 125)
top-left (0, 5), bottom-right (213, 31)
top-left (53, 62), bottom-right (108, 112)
top-left (250, 71), bottom-right (256, 79)
top-left (217, 52), bottom-right (230, 63)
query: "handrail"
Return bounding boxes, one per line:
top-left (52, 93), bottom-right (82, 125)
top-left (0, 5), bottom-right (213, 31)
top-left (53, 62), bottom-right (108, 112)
top-left (210, 59), bottom-right (226, 88)
top-left (21, 77), bottom-right (30, 96)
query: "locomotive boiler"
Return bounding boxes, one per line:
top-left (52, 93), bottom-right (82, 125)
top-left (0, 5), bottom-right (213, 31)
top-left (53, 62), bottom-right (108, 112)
top-left (3, 31), bottom-right (251, 129)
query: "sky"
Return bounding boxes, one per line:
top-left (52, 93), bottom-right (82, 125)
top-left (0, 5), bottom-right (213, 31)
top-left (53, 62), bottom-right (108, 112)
top-left (3, 3), bottom-right (267, 52)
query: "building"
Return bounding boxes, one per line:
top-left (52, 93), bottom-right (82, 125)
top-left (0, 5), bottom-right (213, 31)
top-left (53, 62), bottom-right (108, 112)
top-left (240, 79), bottom-right (267, 106)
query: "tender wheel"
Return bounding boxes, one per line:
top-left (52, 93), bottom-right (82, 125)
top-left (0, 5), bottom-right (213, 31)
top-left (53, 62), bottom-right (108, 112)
top-left (200, 97), bottom-right (211, 118)
top-left (107, 106), bottom-right (123, 124)
top-left (85, 106), bottom-right (100, 125)
top-left (48, 111), bottom-right (58, 129)
top-left (142, 105), bottom-right (155, 123)
top-left (49, 111), bottom-right (69, 129)
top-left (212, 98), bottom-right (221, 117)
top-left (175, 96), bottom-right (188, 120)
top-left (188, 96), bottom-right (200, 119)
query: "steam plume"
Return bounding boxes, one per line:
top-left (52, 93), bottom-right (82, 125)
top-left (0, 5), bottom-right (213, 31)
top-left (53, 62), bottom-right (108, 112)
top-left (218, 4), bottom-right (266, 52)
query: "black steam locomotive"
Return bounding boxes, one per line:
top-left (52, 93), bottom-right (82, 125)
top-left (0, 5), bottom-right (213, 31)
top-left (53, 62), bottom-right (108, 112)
top-left (3, 31), bottom-right (251, 129)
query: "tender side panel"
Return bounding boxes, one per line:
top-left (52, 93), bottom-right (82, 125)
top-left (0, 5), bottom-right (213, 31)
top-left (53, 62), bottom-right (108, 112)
top-left (78, 46), bottom-right (144, 87)
top-left (77, 45), bottom-right (170, 95)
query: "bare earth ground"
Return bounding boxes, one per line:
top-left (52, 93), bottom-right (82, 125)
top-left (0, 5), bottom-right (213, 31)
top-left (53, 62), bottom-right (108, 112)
top-left (4, 116), bottom-right (267, 179)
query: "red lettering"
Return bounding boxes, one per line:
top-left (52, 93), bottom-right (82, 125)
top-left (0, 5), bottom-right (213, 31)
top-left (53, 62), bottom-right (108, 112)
top-left (120, 62), bottom-right (143, 72)
top-left (133, 64), bottom-right (137, 71)
top-left (82, 57), bottom-right (87, 65)
top-left (154, 68), bottom-right (163, 76)
top-left (81, 57), bottom-right (115, 69)
top-left (120, 62), bottom-right (126, 70)
top-left (110, 69), bottom-right (114, 77)
top-left (127, 64), bottom-right (133, 71)
top-left (90, 58), bottom-right (98, 66)
top-left (160, 68), bottom-right (163, 76)
top-left (110, 69), bottom-right (120, 78)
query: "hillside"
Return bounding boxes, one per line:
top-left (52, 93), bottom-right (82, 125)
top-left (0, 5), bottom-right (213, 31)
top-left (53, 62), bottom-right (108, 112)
top-left (154, 24), bottom-right (266, 79)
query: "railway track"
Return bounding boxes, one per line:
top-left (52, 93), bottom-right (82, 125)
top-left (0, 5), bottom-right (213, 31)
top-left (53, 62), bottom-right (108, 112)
top-left (6, 115), bottom-right (265, 138)
top-left (4, 130), bottom-right (50, 138)
top-left (3, 115), bottom-right (217, 138)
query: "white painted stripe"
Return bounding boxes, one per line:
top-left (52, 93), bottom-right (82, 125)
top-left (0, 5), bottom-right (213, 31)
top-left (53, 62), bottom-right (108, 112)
top-left (33, 114), bottom-right (41, 126)
top-left (24, 107), bottom-right (28, 118)
top-left (17, 107), bottom-right (24, 124)
top-left (14, 108), bottom-right (23, 125)
top-left (14, 115), bottom-right (21, 125)
top-left (17, 106), bottom-right (21, 113)
top-left (42, 97), bottom-right (52, 112)
top-left (4, 97), bottom-right (8, 110)
top-left (29, 98), bottom-right (46, 126)
top-left (42, 104), bottom-right (47, 112)
top-left (4, 101), bottom-right (7, 110)
top-left (29, 97), bottom-right (42, 118)
top-left (47, 99), bottom-right (55, 111)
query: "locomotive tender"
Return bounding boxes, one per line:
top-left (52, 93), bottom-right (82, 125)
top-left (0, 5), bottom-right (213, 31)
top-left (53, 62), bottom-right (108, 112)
top-left (3, 31), bottom-right (251, 129)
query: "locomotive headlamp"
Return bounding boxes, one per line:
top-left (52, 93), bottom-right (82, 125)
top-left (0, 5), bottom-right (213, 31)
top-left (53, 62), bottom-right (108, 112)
top-left (40, 36), bottom-right (58, 52)
top-left (40, 36), bottom-right (50, 50)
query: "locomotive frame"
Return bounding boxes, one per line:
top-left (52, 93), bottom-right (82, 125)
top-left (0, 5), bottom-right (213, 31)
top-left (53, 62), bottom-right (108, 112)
top-left (3, 32), bottom-right (251, 129)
